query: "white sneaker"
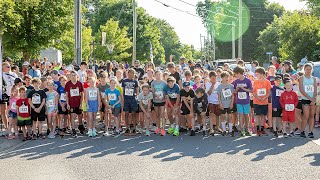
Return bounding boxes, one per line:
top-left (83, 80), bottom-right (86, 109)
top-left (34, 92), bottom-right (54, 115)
top-left (48, 133), bottom-right (55, 139)
top-left (103, 131), bottom-right (110, 136)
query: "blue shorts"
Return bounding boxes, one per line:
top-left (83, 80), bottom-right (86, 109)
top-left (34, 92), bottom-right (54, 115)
top-left (9, 110), bottom-right (17, 118)
top-left (87, 100), bottom-right (99, 113)
top-left (124, 100), bottom-right (138, 113)
top-left (236, 104), bottom-right (251, 115)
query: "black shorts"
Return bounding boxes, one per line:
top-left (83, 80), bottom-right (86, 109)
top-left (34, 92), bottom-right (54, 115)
top-left (112, 108), bottom-right (121, 117)
top-left (31, 109), bottom-right (46, 121)
top-left (70, 107), bottom-right (83, 115)
top-left (181, 106), bottom-right (191, 115)
top-left (100, 104), bottom-right (105, 112)
top-left (221, 108), bottom-right (232, 114)
top-left (296, 100), bottom-right (303, 110)
top-left (0, 94), bottom-right (9, 104)
top-left (231, 104), bottom-right (237, 113)
top-left (250, 100), bottom-right (253, 108)
top-left (17, 118), bottom-right (32, 126)
top-left (272, 108), bottom-right (282, 117)
top-left (153, 102), bottom-right (165, 107)
top-left (253, 104), bottom-right (268, 116)
top-left (58, 105), bottom-right (69, 115)
top-left (301, 99), bottom-right (312, 105)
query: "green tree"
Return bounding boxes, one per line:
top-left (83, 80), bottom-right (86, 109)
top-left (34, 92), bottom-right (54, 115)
top-left (94, 18), bottom-right (132, 62)
top-left (2, 0), bottom-right (73, 61)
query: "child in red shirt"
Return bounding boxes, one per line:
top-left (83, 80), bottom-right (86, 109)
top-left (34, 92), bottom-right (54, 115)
top-left (280, 79), bottom-right (298, 138)
top-left (16, 87), bottom-right (32, 141)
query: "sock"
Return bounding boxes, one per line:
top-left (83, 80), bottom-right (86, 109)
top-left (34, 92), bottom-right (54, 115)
top-left (229, 123), bottom-right (233, 133)
top-left (221, 122), bottom-right (226, 132)
top-left (261, 126), bottom-right (264, 132)
top-left (256, 126), bottom-right (260, 131)
top-left (175, 125), bottom-right (179, 130)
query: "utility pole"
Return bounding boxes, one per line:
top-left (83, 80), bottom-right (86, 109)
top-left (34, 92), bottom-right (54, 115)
top-left (74, 0), bottom-right (82, 64)
top-left (200, 34), bottom-right (206, 61)
top-left (0, 31), bottom-right (2, 99)
top-left (200, 34), bottom-right (203, 53)
top-left (232, 21), bottom-right (236, 59)
top-left (238, 0), bottom-right (243, 59)
top-left (132, 0), bottom-right (137, 67)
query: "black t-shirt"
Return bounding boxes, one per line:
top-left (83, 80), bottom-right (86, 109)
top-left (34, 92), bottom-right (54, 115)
top-left (170, 72), bottom-right (181, 84)
top-left (147, 79), bottom-right (153, 87)
top-left (112, 67), bottom-right (118, 75)
top-left (193, 94), bottom-right (208, 114)
top-left (134, 67), bottom-right (145, 80)
top-left (27, 89), bottom-right (47, 108)
top-left (180, 89), bottom-right (195, 107)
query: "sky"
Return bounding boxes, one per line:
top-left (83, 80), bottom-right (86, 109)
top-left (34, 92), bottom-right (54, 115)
top-left (136, 0), bottom-right (307, 50)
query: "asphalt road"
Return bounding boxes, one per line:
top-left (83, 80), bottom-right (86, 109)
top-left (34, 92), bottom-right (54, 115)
top-left (0, 131), bottom-right (320, 180)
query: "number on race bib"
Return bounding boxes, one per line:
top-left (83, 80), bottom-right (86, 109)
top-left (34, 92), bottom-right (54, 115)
top-left (32, 95), bottom-right (41, 104)
top-left (60, 93), bottom-right (66, 101)
top-left (70, 88), bottom-right (80, 97)
top-left (285, 104), bottom-right (295, 111)
top-left (19, 105), bottom-right (28, 113)
top-left (89, 90), bottom-right (98, 98)
top-left (276, 89), bottom-right (283, 97)
top-left (257, 88), bottom-right (266, 96)
top-left (305, 85), bottom-right (314, 93)
top-left (168, 93), bottom-right (177, 99)
top-left (142, 99), bottom-right (149, 105)
top-left (155, 91), bottom-right (164, 99)
top-left (11, 102), bottom-right (16, 110)
top-left (108, 94), bottom-right (116, 101)
top-left (238, 92), bottom-right (247, 100)
top-left (125, 88), bottom-right (134, 96)
top-left (222, 89), bottom-right (232, 98)
top-left (47, 100), bottom-right (55, 107)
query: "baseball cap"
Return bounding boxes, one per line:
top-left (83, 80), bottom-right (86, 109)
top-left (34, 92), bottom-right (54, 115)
top-left (195, 63), bottom-right (202, 68)
top-left (14, 78), bottom-right (22, 84)
top-left (183, 81), bottom-right (191, 87)
top-left (134, 60), bottom-right (140, 64)
top-left (23, 61), bottom-right (29, 66)
top-left (51, 70), bottom-right (59, 75)
top-left (300, 57), bottom-right (307, 66)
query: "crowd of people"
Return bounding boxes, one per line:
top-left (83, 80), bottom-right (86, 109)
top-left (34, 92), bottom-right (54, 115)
top-left (1, 55), bottom-right (319, 141)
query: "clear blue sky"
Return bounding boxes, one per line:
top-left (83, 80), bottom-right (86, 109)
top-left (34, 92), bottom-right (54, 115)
top-left (136, 0), bottom-right (307, 49)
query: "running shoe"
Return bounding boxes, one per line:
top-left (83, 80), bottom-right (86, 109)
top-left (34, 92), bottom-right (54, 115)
top-left (167, 127), bottom-right (175, 134)
top-left (124, 129), bottom-right (130, 135)
top-left (294, 129), bottom-right (301, 136)
top-left (72, 131), bottom-right (77, 138)
top-left (39, 134), bottom-right (46, 139)
top-left (88, 129), bottom-right (93, 137)
top-left (202, 130), bottom-right (207, 136)
top-left (273, 131), bottom-right (278, 137)
top-left (315, 121), bottom-right (319, 128)
top-left (7, 134), bottom-right (15, 139)
top-left (112, 131), bottom-right (120, 137)
top-left (48, 133), bottom-right (55, 139)
top-left (289, 132), bottom-right (295, 137)
top-left (47, 129), bottom-right (50, 136)
top-left (230, 131), bottom-right (234, 137)
top-left (222, 131), bottom-right (226, 136)
top-left (232, 126), bottom-right (238, 132)
top-left (209, 129), bottom-right (215, 136)
top-left (308, 132), bottom-right (314, 138)
top-left (22, 137), bottom-right (27, 141)
top-left (245, 129), bottom-right (252, 136)
top-left (260, 130), bottom-right (268, 136)
top-left (32, 134), bottom-right (37, 140)
top-left (160, 129), bottom-right (166, 136)
top-left (92, 129), bottom-right (97, 137)
top-left (132, 129), bottom-right (137, 135)
top-left (155, 127), bottom-right (161, 134)
top-left (256, 130), bottom-right (261, 136)
top-left (283, 133), bottom-right (288, 138)
top-left (240, 131), bottom-right (245, 137)
top-left (190, 130), bottom-right (195, 136)
top-left (103, 131), bottom-right (110, 136)
top-left (145, 130), bottom-right (151, 136)
top-left (300, 131), bottom-right (306, 138)
top-left (173, 129), bottom-right (179, 136)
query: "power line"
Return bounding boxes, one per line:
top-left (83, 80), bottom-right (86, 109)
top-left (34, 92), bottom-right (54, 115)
top-left (153, 0), bottom-right (234, 26)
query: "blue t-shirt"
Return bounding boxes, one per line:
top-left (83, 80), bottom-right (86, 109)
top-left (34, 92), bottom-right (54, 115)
top-left (105, 88), bottom-right (121, 108)
top-left (54, 80), bottom-right (61, 90)
top-left (121, 78), bottom-right (138, 101)
top-left (57, 85), bottom-right (67, 104)
top-left (164, 83), bottom-right (180, 101)
top-left (271, 86), bottom-right (284, 109)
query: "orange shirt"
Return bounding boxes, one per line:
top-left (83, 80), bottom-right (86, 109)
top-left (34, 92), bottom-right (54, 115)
top-left (253, 79), bottom-right (271, 105)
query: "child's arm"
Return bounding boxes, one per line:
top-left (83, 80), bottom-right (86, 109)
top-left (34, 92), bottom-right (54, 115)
top-left (55, 93), bottom-right (59, 112)
top-left (182, 96), bottom-right (191, 112)
top-left (139, 101), bottom-right (147, 114)
top-left (166, 95), bottom-right (174, 108)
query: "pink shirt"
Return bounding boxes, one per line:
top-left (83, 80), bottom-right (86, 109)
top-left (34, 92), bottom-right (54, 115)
top-left (9, 96), bottom-right (18, 113)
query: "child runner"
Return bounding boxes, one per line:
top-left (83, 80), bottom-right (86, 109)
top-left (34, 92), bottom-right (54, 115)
top-left (57, 75), bottom-right (68, 138)
top-left (23, 75), bottom-right (34, 96)
top-left (193, 75), bottom-right (203, 91)
top-left (65, 70), bottom-right (84, 138)
top-left (271, 76), bottom-right (284, 137)
top-left (253, 67), bottom-right (271, 136)
top-left (28, 78), bottom-right (47, 139)
top-left (7, 85), bottom-right (19, 139)
top-left (105, 78), bottom-right (122, 136)
top-left (193, 88), bottom-right (208, 136)
top-left (138, 84), bottom-right (153, 136)
top-left (280, 79), bottom-right (299, 138)
top-left (180, 81), bottom-right (195, 136)
top-left (122, 68), bottom-right (139, 135)
top-left (164, 77), bottom-right (181, 136)
top-left (217, 71), bottom-right (235, 137)
top-left (16, 87), bottom-right (32, 141)
top-left (85, 77), bottom-right (101, 137)
top-left (46, 80), bottom-right (59, 139)
top-left (299, 63), bottom-right (317, 138)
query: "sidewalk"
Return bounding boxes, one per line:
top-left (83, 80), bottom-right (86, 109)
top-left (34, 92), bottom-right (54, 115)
top-left (0, 134), bottom-right (28, 153)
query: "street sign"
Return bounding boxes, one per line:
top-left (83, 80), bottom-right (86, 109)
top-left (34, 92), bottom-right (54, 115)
top-left (266, 52), bottom-right (273, 55)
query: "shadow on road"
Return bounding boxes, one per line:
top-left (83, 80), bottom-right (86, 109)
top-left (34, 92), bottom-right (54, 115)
top-left (0, 132), bottom-right (315, 163)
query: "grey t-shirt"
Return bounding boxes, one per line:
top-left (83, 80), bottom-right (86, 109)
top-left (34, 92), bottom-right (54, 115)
top-left (151, 80), bottom-right (167, 103)
top-left (138, 92), bottom-right (153, 109)
top-left (97, 83), bottom-right (110, 98)
top-left (217, 83), bottom-right (234, 108)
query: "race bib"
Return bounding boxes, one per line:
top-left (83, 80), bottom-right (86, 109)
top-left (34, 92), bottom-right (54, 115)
top-left (305, 85), bottom-right (314, 93)
top-left (142, 99), bottom-right (149, 105)
top-left (101, 92), bottom-right (105, 99)
top-left (276, 89), bottom-right (283, 97)
top-left (32, 95), bottom-right (41, 104)
top-left (60, 93), bottom-right (66, 101)
top-left (19, 105), bottom-right (28, 113)
top-left (11, 102), bottom-right (16, 110)
top-left (168, 93), bottom-right (177, 99)
top-left (70, 88), bottom-right (80, 97)
top-left (257, 88), bottom-right (266, 96)
top-left (47, 99), bottom-right (55, 107)
top-left (89, 90), bottom-right (98, 98)
top-left (238, 92), bottom-right (247, 100)
top-left (108, 93), bottom-right (117, 101)
top-left (125, 88), bottom-right (134, 96)
top-left (222, 89), bottom-right (232, 98)
top-left (285, 104), bottom-right (295, 111)
top-left (197, 103), bottom-right (203, 108)
top-left (155, 91), bottom-right (164, 99)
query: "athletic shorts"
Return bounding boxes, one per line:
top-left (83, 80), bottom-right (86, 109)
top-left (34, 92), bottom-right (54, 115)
top-left (58, 104), bottom-right (69, 115)
top-left (208, 104), bottom-right (221, 116)
top-left (166, 100), bottom-right (180, 109)
top-left (253, 104), bottom-right (268, 116)
top-left (231, 104), bottom-right (237, 113)
top-left (8, 110), bottom-right (17, 118)
top-left (100, 104), bottom-right (105, 112)
top-left (31, 109), bottom-right (46, 121)
top-left (17, 117), bottom-right (32, 127)
top-left (282, 111), bottom-right (295, 122)
top-left (221, 108), bottom-right (232, 114)
top-left (181, 106), bottom-right (191, 115)
top-left (301, 99), bottom-right (312, 106)
top-left (272, 108), bottom-right (282, 117)
top-left (237, 104), bottom-right (250, 115)
top-left (250, 100), bottom-right (253, 108)
top-left (112, 108), bottom-right (121, 117)
top-left (124, 100), bottom-right (138, 112)
top-left (296, 100), bottom-right (302, 110)
top-left (70, 107), bottom-right (83, 115)
top-left (154, 102), bottom-right (166, 107)
top-left (87, 100), bottom-right (99, 113)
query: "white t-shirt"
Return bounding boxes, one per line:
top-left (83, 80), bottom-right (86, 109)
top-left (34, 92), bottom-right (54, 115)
top-left (205, 81), bottom-right (221, 104)
top-left (77, 70), bottom-right (87, 83)
top-left (3, 71), bottom-right (18, 95)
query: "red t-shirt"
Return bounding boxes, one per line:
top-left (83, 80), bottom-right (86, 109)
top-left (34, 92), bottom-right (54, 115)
top-left (16, 98), bottom-right (31, 118)
top-left (279, 90), bottom-right (298, 112)
top-left (65, 81), bottom-right (84, 107)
